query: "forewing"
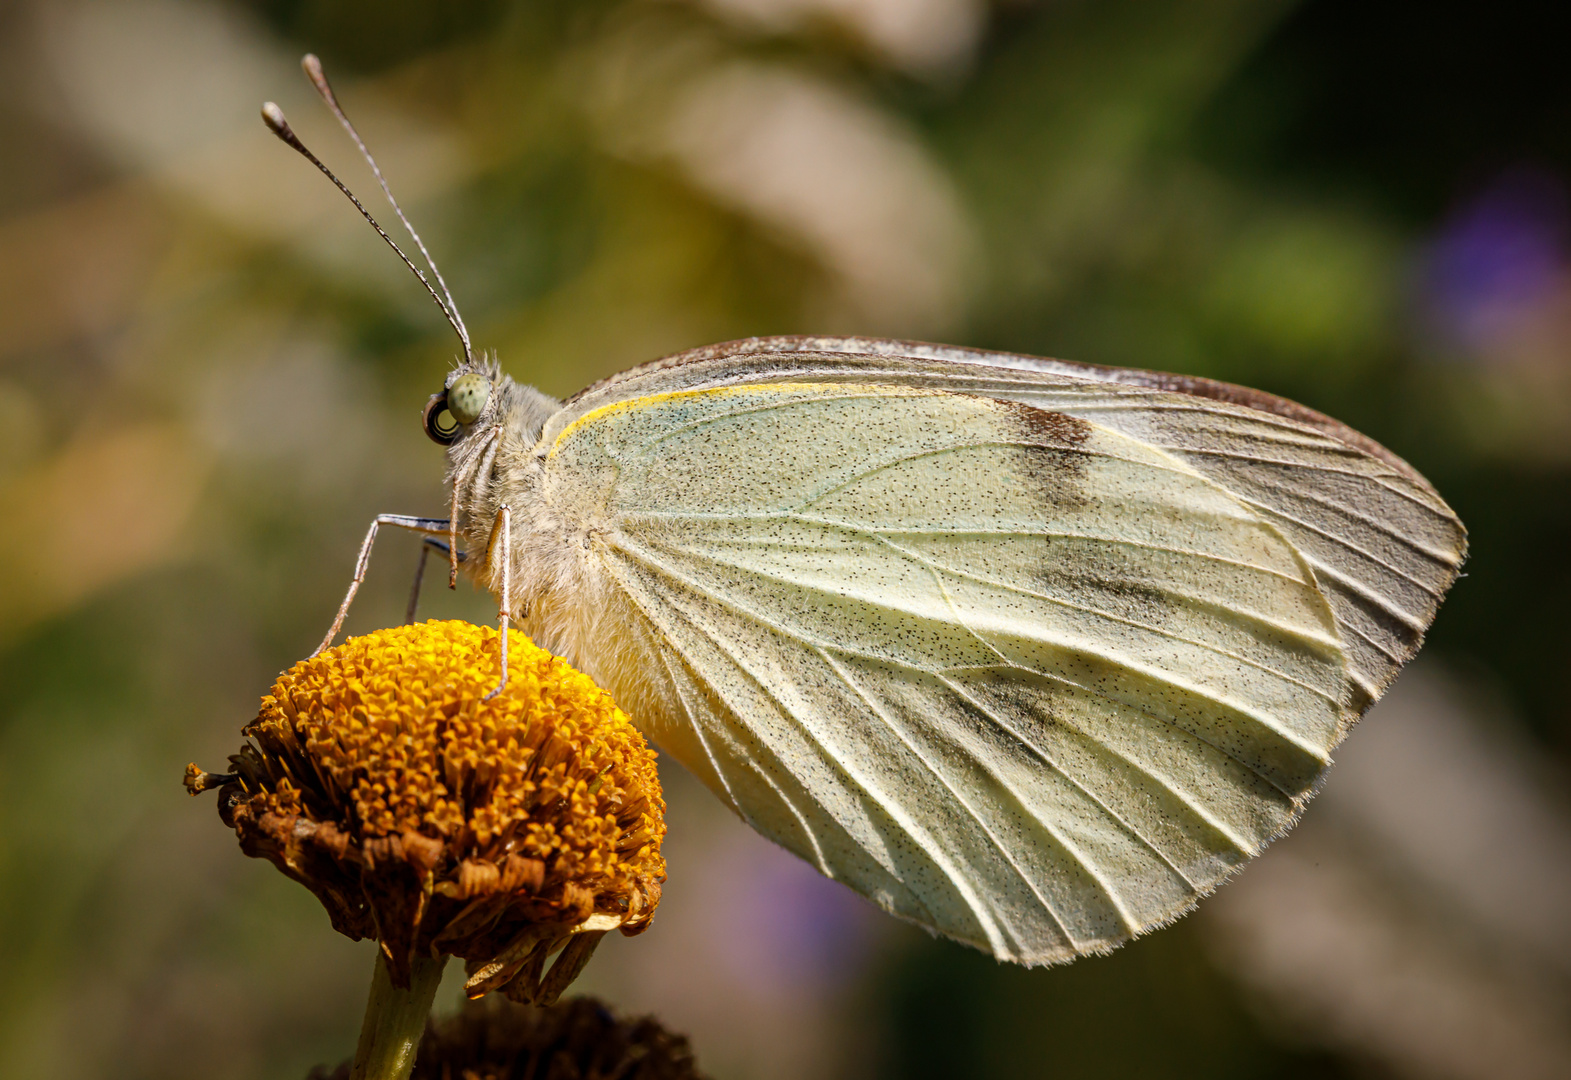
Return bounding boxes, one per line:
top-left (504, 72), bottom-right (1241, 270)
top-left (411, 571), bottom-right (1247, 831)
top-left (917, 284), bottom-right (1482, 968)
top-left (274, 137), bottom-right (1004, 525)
top-left (538, 383), bottom-right (1357, 962)
top-left (551, 337), bottom-right (1466, 704)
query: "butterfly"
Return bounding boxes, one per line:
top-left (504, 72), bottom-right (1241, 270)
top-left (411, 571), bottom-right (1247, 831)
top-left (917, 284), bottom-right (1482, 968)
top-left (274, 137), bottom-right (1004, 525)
top-left (269, 58), bottom-right (1465, 965)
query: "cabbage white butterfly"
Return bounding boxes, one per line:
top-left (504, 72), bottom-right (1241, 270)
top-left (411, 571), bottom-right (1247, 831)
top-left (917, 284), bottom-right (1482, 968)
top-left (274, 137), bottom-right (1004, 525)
top-left (268, 59), bottom-right (1465, 964)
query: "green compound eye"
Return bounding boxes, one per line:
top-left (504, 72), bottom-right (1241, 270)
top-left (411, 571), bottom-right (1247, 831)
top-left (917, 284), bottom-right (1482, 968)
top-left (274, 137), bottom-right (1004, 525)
top-left (446, 373), bottom-right (492, 425)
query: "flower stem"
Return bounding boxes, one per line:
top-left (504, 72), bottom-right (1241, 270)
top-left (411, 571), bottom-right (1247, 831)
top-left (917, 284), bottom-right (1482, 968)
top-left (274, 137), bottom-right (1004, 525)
top-left (349, 951), bottom-right (448, 1080)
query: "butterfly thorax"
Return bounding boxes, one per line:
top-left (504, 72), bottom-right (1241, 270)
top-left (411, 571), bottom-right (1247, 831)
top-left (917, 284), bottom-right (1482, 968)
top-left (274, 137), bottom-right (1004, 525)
top-left (441, 366), bottom-right (626, 681)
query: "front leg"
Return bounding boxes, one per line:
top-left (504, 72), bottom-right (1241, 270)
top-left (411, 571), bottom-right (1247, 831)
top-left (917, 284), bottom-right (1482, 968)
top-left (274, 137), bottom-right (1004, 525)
top-left (315, 515), bottom-right (451, 656)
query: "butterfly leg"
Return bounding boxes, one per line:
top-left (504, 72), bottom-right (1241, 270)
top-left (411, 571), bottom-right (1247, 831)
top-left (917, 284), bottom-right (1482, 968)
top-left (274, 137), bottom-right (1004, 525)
top-left (405, 537), bottom-right (467, 624)
top-left (314, 514), bottom-right (451, 656)
top-left (482, 504), bottom-right (512, 701)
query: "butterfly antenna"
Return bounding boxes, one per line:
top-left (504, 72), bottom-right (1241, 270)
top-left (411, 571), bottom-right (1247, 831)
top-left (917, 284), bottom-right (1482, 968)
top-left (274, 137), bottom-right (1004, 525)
top-left (300, 54), bottom-right (473, 365)
top-left (259, 101), bottom-right (473, 364)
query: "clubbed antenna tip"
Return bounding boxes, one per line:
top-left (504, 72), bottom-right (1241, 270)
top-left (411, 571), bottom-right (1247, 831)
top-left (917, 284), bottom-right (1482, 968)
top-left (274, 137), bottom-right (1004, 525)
top-left (258, 60), bottom-right (473, 364)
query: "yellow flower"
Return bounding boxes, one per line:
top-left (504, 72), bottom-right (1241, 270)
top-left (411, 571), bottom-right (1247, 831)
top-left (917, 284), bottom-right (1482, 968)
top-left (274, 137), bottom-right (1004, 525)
top-left (187, 620), bottom-right (665, 1005)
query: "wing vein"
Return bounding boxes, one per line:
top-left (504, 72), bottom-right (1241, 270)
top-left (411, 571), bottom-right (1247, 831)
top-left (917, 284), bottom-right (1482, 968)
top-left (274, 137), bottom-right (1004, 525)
top-left (867, 531), bottom-right (1343, 699)
top-left (627, 510), bottom-right (1319, 589)
top-left (944, 672), bottom-right (1258, 862)
top-left (817, 648), bottom-right (1095, 947)
top-left (1302, 558), bottom-right (1430, 641)
top-left (926, 671), bottom-right (1209, 888)
top-left (1233, 503), bottom-right (1435, 630)
top-left (938, 662), bottom-right (1302, 803)
top-left (794, 441), bottom-right (1098, 513)
top-left (626, 576), bottom-right (839, 877)
top-left (604, 549), bottom-right (1008, 953)
top-left (1165, 445), bottom-right (1449, 516)
top-left (1222, 479), bottom-right (1461, 570)
top-left (612, 534), bottom-right (1330, 780)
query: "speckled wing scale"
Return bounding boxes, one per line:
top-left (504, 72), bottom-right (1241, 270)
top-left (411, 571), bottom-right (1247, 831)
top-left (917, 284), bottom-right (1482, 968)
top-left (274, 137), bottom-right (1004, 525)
top-left (521, 338), bottom-right (1466, 964)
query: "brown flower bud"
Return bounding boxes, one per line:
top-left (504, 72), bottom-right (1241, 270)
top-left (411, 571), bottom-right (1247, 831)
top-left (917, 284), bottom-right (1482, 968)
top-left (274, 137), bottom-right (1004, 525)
top-left (307, 996), bottom-right (707, 1080)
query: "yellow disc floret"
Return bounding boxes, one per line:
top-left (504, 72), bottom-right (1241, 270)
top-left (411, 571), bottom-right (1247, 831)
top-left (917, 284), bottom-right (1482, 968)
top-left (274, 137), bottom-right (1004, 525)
top-left (203, 620), bottom-right (665, 1003)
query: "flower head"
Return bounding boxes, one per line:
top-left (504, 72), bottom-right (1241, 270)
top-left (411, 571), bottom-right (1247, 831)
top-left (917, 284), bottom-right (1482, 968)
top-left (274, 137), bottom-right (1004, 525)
top-left (308, 996), bottom-right (707, 1080)
top-left (188, 620), bottom-right (665, 1003)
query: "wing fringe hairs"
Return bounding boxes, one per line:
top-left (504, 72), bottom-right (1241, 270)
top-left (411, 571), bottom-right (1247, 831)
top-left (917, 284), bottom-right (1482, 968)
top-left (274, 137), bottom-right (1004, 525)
top-left (489, 338), bottom-right (1464, 965)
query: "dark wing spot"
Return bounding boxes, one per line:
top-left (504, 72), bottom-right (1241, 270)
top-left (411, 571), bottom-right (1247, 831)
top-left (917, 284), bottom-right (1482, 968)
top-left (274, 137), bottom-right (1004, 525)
top-left (992, 400), bottom-right (1093, 507)
top-left (995, 398), bottom-right (1093, 450)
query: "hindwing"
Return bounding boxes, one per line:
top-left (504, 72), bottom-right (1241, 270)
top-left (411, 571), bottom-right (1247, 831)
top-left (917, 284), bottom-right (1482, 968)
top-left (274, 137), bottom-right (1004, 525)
top-left (522, 371), bottom-right (1447, 962)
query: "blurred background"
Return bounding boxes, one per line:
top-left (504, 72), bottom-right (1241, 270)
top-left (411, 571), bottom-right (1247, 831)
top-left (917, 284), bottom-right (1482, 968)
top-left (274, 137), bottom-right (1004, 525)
top-left (2, 0), bottom-right (1569, 1076)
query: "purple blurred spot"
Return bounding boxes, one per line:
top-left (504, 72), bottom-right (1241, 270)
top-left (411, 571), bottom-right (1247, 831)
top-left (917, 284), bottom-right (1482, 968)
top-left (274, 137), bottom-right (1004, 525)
top-left (703, 833), bottom-right (879, 997)
top-left (1420, 169), bottom-right (1569, 351)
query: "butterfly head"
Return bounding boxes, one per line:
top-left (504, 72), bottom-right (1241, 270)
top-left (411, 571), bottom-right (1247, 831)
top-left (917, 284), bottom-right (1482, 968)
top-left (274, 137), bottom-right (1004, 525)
top-left (424, 366), bottom-right (494, 445)
top-left (424, 355), bottom-right (560, 455)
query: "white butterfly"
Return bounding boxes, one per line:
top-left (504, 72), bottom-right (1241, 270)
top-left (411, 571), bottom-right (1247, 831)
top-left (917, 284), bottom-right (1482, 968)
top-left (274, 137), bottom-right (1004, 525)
top-left (265, 65), bottom-right (1464, 965)
top-left (331, 335), bottom-right (1465, 965)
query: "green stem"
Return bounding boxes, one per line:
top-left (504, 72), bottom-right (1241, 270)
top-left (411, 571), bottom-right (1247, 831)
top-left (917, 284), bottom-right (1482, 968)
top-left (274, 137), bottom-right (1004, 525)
top-left (349, 951), bottom-right (448, 1080)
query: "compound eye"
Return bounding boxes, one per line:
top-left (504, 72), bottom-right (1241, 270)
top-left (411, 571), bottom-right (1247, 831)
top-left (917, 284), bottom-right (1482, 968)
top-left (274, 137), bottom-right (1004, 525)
top-left (423, 391), bottom-right (460, 445)
top-left (446, 373), bottom-right (492, 425)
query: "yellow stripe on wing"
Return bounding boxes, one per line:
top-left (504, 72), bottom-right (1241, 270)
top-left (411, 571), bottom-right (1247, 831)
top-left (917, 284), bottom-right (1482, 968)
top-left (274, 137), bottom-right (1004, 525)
top-left (548, 381), bottom-right (948, 457)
